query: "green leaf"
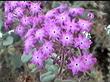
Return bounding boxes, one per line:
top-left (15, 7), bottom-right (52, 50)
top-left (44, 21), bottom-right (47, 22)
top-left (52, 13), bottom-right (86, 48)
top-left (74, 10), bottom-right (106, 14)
top-left (54, 79), bottom-right (61, 82)
top-left (10, 55), bottom-right (22, 69)
top-left (3, 35), bottom-right (14, 46)
top-left (40, 73), bottom-right (55, 82)
top-left (10, 32), bottom-right (21, 42)
top-left (0, 18), bottom-right (3, 32)
top-left (28, 63), bottom-right (36, 70)
top-left (54, 79), bottom-right (77, 82)
top-left (47, 65), bottom-right (59, 74)
top-left (45, 58), bottom-right (53, 65)
top-left (63, 80), bottom-right (76, 82)
top-left (0, 1), bottom-right (3, 6)
top-left (31, 67), bottom-right (37, 73)
top-left (21, 48), bottom-right (36, 63)
top-left (45, 64), bottom-right (50, 70)
top-left (40, 71), bottom-right (52, 79)
top-left (86, 71), bottom-right (96, 78)
top-left (45, 58), bottom-right (59, 74)
top-left (72, 1), bottom-right (88, 7)
top-left (8, 45), bottom-right (15, 55)
top-left (52, 2), bottom-right (60, 8)
top-left (21, 54), bottom-right (32, 63)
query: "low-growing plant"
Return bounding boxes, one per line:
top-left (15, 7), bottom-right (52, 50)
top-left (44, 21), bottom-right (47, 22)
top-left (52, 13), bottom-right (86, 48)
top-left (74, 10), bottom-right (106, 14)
top-left (2, 1), bottom-right (100, 82)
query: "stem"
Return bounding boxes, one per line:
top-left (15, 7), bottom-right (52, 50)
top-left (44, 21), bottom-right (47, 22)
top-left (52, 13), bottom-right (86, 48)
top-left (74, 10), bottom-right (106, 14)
top-left (36, 71), bottom-right (40, 82)
top-left (77, 48), bottom-right (82, 55)
top-left (58, 51), bottom-right (65, 76)
top-left (24, 63), bottom-right (29, 75)
top-left (54, 55), bottom-right (59, 64)
top-left (54, 46), bottom-right (65, 81)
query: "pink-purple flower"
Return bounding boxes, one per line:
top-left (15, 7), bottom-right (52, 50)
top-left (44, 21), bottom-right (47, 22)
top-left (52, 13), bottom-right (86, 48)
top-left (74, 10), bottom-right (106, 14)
top-left (56, 12), bottom-right (70, 24)
top-left (56, 3), bottom-right (69, 13)
top-left (74, 34), bottom-right (92, 49)
top-left (5, 2), bottom-right (11, 13)
top-left (69, 7), bottom-right (84, 16)
top-left (78, 19), bottom-right (93, 32)
top-left (5, 12), bottom-right (15, 22)
top-left (25, 28), bottom-right (36, 38)
top-left (68, 53), bottom-right (96, 75)
top-left (61, 32), bottom-right (73, 46)
top-left (15, 25), bottom-right (27, 37)
top-left (24, 35), bottom-right (36, 54)
top-left (30, 2), bottom-right (42, 15)
top-left (68, 56), bottom-right (84, 75)
top-left (8, 1), bottom-right (18, 10)
top-left (87, 12), bottom-right (95, 21)
top-left (20, 16), bottom-right (31, 26)
top-left (40, 41), bottom-right (54, 55)
top-left (35, 28), bottom-right (45, 41)
top-left (45, 8), bottom-right (58, 18)
top-left (14, 7), bottom-right (24, 17)
top-left (65, 19), bottom-right (80, 33)
top-left (47, 25), bottom-right (61, 39)
top-left (18, 1), bottom-right (30, 8)
top-left (31, 50), bottom-right (44, 67)
top-left (81, 53), bottom-right (97, 72)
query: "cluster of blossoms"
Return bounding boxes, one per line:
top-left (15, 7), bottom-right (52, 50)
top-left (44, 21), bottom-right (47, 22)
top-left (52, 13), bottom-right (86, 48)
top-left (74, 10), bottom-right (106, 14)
top-left (4, 1), bottom-right (97, 75)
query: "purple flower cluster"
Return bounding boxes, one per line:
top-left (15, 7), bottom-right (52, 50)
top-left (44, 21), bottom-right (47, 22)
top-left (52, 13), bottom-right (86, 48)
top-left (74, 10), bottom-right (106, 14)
top-left (4, 1), bottom-right (97, 75)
